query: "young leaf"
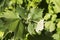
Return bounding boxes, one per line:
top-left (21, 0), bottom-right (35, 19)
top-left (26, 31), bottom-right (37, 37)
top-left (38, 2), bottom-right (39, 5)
top-left (29, 8), bottom-right (43, 21)
top-left (52, 33), bottom-right (60, 40)
top-left (45, 21), bottom-right (55, 32)
top-left (44, 13), bottom-right (51, 20)
top-left (28, 22), bottom-right (35, 35)
top-left (51, 14), bottom-right (57, 21)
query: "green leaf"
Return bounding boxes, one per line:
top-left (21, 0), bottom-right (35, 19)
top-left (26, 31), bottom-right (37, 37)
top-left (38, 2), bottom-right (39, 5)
top-left (28, 22), bottom-right (35, 35)
top-left (51, 0), bottom-right (60, 13)
top-left (57, 28), bottom-right (60, 34)
top-left (0, 20), bottom-right (4, 38)
top-left (49, 22), bottom-right (55, 32)
top-left (51, 14), bottom-right (57, 21)
top-left (0, 19), bottom-right (7, 32)
top-left (28, 8), bottom-right (43, 21)
top-left (16, 6), bottom-right (27, 20)
top-left (8, 19), bottom-right (19, 31)
top-left (45, 21), bottom-right (55, 32)
top-left (44, 13), bottom-right (51, 20)
top-left (32, 9), bottom-right (43, 20)
top-left (15, 21), bottom-right (24, 40)
top-left (3, 10), bottom-right (19, 19)
top-left (57, 21), bottom-right (60, 28)
top-left (56, 19), bottom-right (60, 22)
top-left (52, 33), bottom-right (60, 40)
top-left (0, 0), bottom-right (10, 12)
top-left (56, 22), bottom-right (60, 34)
top-left (48, 5), bottom-right (54, 15)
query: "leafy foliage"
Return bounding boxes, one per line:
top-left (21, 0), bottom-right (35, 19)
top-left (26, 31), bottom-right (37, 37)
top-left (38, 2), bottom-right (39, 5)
top-left (0, 0), bottom-right (60, 40)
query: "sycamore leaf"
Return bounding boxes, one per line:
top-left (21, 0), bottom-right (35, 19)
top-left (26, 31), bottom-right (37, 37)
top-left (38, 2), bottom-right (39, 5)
top-left (15, 21), bottom-right (24, 40)
top-left (51, 14), bottom-right (57, 21)
top-left (8, 19), bottom-right (19, 31)
top-left (3, 11), bottom-right (19, 19)
top-left (28, 22), bottom-right (35, 35)
top-left (49, 0), bottom-right (60, 13)
top-left (56, 19), bottom-right (60, 22)
top-left (16, 6), bottom-right (27, 20)
top-left (45, 21), bottom-right (55, 32)
top-left (52, 33), bottom-right (60, 40)
top-left (53, 0), bottom-right (60, 13)
top-left (28, 8), bottom-right (43, 21)
top-left (44, 13), bottom-right (51, 20)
